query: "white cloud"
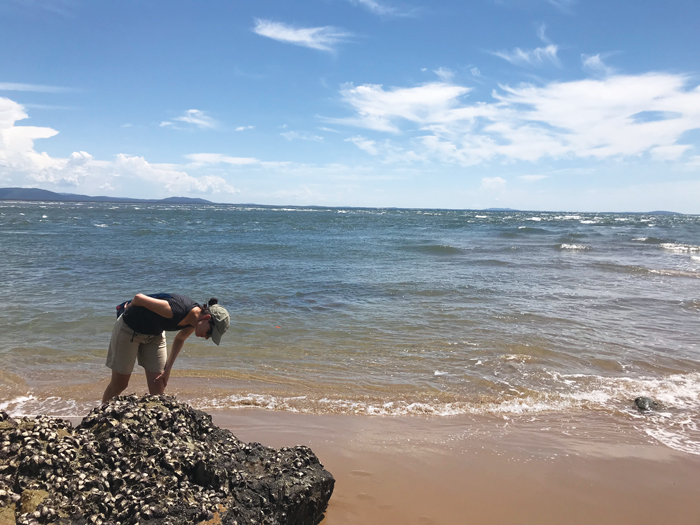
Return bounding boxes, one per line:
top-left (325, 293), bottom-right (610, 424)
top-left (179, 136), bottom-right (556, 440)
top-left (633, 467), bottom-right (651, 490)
top-left (113, 154), bottom-right (238, 194)
top-left (253, 19), bottom-right (351, 52)
top-left (470, 67), bottom-right (481, 77)
top-left (493, 44), bottom-right (560, 68)
top-left (281, 131), bottom-right (324, 141)
top-left (546, 0), bottom-right (576, 11)
top-left (347, 0), bottom-right (414, 17)
top-left (160, 109), bottom-right (218, 129)
top-left (174, 109), bottom-right (218, 129)
top-left (346, 136), bottom-right (378, 155)
top-left (0, 96), bottom-right (238, 195)
top-left (334, 73), bottom-right (700, 166)
top-left (481, 177), bottom-right (506, 190)
top-left (185, 153), bottom-right (259, 166)
top-left (649, 144), bottom-right (692, 161)
top-left (345, 135), bottom-right (423, 163)
top-left (235, 125), bottom-right (254, 131)
top-left (0, 82), bottom-right (77, 93)
top-left (519, 174), bottom-right (548, 182)
top-left (581, 54), bottom-right (615, 76)
top-left (335, 82), bottom-right (471, 133)
top-left (434, 67), bottom-right (455, 82)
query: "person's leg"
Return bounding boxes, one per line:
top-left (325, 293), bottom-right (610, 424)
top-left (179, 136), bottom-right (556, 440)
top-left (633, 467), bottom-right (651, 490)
top-left (102, 371), bottom-right (131, 404)
top-left (139, 332), bottom-right (168, 395)
top-left (104, 316), bottom-right (139, 403)
top-left (145, 369), bottom-right (165, 395)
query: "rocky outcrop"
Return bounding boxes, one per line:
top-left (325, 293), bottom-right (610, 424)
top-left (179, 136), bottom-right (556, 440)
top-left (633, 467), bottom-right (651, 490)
top-left (0, 395), bottom-right (334, 525)
top-left (634, 396), bottom-right (660, 412)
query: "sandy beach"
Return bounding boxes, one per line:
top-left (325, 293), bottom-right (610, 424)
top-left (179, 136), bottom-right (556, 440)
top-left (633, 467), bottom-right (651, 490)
top-left (211, 409), bottom-right (700, 525)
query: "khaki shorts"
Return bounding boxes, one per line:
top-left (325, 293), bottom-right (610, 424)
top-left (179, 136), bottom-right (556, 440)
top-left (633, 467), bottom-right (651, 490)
top-left (106, 315), bottom-right (167, 375)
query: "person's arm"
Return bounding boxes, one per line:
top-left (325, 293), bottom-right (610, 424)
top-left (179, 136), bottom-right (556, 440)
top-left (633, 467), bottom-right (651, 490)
top-left (155, 326), bottom-right (194, 387)
top-left (126, 293), bottom-right (173, 318)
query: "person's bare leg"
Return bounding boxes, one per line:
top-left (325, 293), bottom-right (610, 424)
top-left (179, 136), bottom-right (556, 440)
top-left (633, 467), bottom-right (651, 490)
top-left (145, 370), bottom-right (166, 395)
top-left (102, 371), bottom-right (131, 404)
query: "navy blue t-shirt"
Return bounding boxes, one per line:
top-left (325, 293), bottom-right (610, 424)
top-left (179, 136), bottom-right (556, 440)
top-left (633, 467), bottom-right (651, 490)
top-left (122, 294), bottom-right (200, 335)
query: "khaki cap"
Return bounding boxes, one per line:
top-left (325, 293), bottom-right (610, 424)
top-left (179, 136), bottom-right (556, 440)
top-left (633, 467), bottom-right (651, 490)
top-left (209, 304), bottom-right (230, 345)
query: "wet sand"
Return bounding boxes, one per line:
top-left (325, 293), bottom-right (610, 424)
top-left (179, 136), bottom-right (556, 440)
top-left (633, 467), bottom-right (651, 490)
top-left (211, 409), bottom-right (700, 525)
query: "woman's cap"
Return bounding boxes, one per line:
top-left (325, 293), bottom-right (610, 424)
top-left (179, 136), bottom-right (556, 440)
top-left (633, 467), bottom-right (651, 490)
top-left (209, 304), bottom-right (230, 345)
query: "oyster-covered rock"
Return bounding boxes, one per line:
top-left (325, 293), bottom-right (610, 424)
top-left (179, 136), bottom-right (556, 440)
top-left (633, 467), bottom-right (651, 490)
top-left (0, 395), bottom-right (334, 524)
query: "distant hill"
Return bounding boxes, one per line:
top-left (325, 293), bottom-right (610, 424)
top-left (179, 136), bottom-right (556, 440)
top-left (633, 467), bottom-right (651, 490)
top-left (483, 207), bottom-right (519, 212)
top-left (0, 187), bottom-right (214, 205)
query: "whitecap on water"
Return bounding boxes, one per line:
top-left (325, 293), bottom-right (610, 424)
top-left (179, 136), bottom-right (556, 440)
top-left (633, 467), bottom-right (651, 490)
top-left (558, 244), bottom-right (590, 250)
top-left (660, 242), bottom-right (700, 253)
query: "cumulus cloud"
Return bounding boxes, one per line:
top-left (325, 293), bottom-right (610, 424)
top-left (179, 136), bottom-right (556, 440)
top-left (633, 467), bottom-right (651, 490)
top-left (161, 109), bottom-right (218, 129)
top-left (334, 73), bottom-right (700, 165)
top-left (0, 96), bottom-right (238, 195)
top-left (493, 44), bottom-right (560, 68)
top-left (253, 19), bottom-right (352, 52)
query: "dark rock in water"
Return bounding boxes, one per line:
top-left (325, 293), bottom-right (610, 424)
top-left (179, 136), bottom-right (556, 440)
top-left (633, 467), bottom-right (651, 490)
top-left (0, 395), bottom-right (334, 524)
top-left (635, 396), bottom-right (660, 412)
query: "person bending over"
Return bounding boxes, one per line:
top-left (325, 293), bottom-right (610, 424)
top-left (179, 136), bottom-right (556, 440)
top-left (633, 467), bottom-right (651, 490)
top-left (102, 293), bottom-right (230, 403)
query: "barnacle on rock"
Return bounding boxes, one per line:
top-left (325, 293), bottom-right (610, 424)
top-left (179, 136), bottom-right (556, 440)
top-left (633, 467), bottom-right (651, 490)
top-left (0, 395), bottom-right (334, 524)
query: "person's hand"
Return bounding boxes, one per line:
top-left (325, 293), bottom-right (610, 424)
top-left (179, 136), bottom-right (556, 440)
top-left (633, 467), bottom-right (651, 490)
top-left (155, 366), bottom-right (171, 388)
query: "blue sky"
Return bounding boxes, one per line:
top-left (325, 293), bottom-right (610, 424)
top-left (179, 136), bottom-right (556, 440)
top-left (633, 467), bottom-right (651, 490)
top-left (1, 0), bottom-right (699, 212)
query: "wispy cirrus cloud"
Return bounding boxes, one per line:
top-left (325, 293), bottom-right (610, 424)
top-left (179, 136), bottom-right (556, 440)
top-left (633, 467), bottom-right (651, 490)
top-left (0, 82), bottom-right (78, 93)
top-left (253, 19), bottom-right (352, 52)
top-left (519, 174), bottom-right (548, 182)
top-left (160, 109), bottom-right (218, 129)
top-left (492, 44), bottom-right (560, 68)
top-left (581, 54), bottom-right (615, 76)
top-left (4, 0), bottom-right (76, 16)
top-left (337, 73), bottom-right (700, 165)
top-left (492, 24), bottom-right (561, 68)
top-left (281, 131), bottom-right (324, 141)
top-left (348, 0), bottom-right (415, 17)
top-left (433, 67), bottom-right (455, 82)
top-left (185, 153), bottom-right (259, 166)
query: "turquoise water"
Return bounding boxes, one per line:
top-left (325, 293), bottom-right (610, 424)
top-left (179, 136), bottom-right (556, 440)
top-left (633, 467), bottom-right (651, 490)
top-left (1, 201), bottom-right (699, 453)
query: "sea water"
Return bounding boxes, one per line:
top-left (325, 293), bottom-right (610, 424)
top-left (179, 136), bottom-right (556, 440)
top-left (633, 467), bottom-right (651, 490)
top-left (0, 201), bottom-right (698, 454)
